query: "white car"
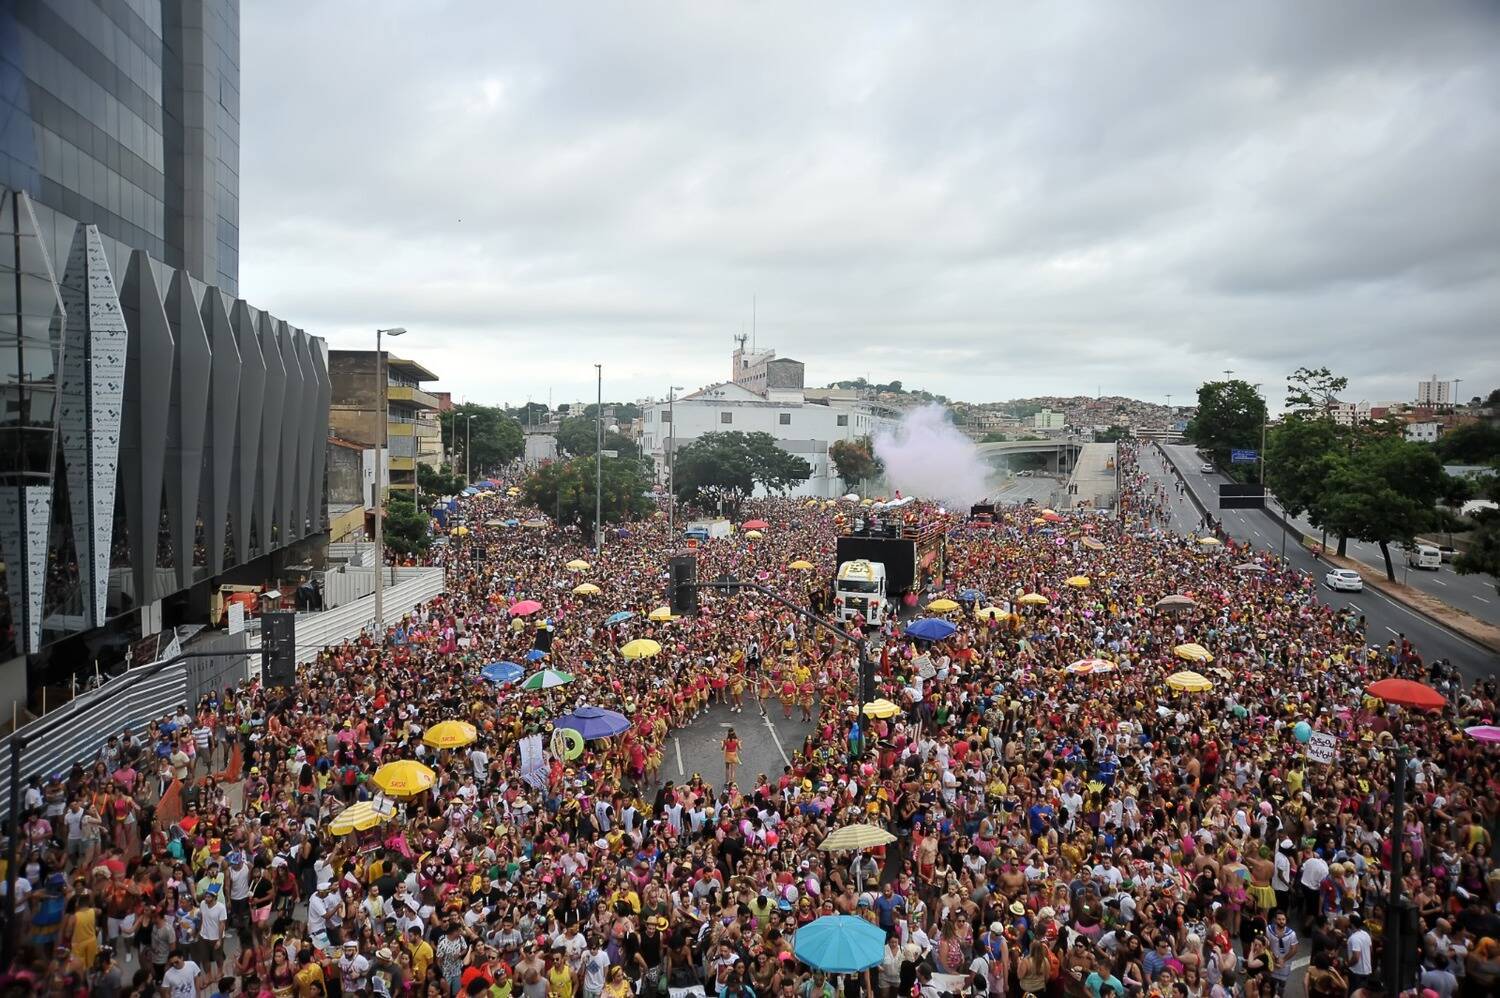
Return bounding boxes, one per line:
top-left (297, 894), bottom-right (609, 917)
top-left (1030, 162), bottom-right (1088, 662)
top-left (1325, 568), bottom-right (1363, 593)
top-left (1199, 462), bottom-right (1215, 473)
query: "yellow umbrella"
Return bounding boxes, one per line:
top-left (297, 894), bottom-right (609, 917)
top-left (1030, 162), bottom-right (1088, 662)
top-left (422, 720), bottom-right (478, 750)
top-left (506, 487), bottom-right (520, 496)
top-left (566, 559), bottom-right (591, 572)
top-left (1041, 508), bottom-right (1057, 516)
top-left (789, 560), bottom-right (815, 570)
top-left (648, 606), bottom-right (678, 622)
top-left (572, 583), bottom-right (602, 596)
top-left (1173, 642), bottom-right (1214, 663)
top-left (744, 529), bottom-right (763, 539)
top-left (1197, 537), bottom-right (1222, 546)
top-left (818, 823), bottom-right (898, 851)
top-left (621, 638), bottom-right (663, 660)
top-left (805, 500), bottom-right (820, 509)
top-left (1081, 536), bottom-right (1106, 551)
top-left (327, 801), bottom-right (391, 836)
top-left (1166, 670), bottom-right (1214, 693)
top-left (976, 606), bottom-right (1011, 621)
top-left (1065, 575), bottom-right (1091, 588)
top-left (860, 498), bottom-right (874, 506)
top-left (372, 760), bottom-right (437, 797)
top-left (862, 699), bottom-right (901, 719)
top-left (926, 598), bottom-right (960, 613)
top-left (1018, 593), bottom-right (1050, 606)
top-left (1032, 517), bottom-right (1047, 525)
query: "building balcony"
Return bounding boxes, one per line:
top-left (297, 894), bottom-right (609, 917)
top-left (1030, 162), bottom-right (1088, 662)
top-left (388, 385), bottom-right (440, 409)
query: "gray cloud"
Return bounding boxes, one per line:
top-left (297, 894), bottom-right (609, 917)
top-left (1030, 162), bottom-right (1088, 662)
top-left (239, 1), bottom-right (1500, 408)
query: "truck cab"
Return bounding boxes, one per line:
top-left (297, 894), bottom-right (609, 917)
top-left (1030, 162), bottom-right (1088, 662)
top-left (835, 559), bottom-right (888, 626)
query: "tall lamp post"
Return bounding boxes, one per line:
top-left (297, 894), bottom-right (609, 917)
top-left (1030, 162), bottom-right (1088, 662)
top-left (373, 326), bottom-right (407, 635)
top-left (667, 386), bottom-right (682, 537)
top-left (594, 364), bottom-right (603, 556)
top-left (464, 413), bottom-right (473, 484)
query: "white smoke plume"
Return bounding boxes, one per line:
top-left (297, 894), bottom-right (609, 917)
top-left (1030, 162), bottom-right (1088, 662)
top-left (872, 404), bottom-right (995, 508)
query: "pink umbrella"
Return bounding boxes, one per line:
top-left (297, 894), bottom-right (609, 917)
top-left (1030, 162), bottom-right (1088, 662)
top-left (1464, 725), bottom-right (1500, 744)
top-left (508, 600), bottom-right (544, 617)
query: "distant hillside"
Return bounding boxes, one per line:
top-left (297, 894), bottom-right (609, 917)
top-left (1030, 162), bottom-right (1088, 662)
top-left (824, 378), bottom-right (950, 404)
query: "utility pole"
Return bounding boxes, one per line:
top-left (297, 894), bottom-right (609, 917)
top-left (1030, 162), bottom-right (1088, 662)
top-left (464, 414), bottom-right (473, 484)
top-left (373, 326), bottom-right (407, 634)
top-left (595, 364), bottom-right (603, 556)
top-left (667, 386), bottom-right (682, 537)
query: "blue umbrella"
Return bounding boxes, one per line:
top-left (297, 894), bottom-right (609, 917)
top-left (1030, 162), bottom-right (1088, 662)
top-left (793, 915), bottom-right (885, 973)
top-left (524, 648), bottom-right (547, 662)
top-left (504, 519), bottom-right (519, 528)
top-left (604, 611), bottom-right (635, 626)
top-left (551, 705), bottom-right (630, 739)
top-left (906, 618), bottom-right (957, 641)
top-left (958, 588), bottom-right (985, 602)
top-left (479, 662), bottom-right (525, 684)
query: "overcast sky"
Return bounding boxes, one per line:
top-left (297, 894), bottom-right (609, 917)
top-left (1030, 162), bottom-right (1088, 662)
top-left (239, 1), bottom-right (1499, 410)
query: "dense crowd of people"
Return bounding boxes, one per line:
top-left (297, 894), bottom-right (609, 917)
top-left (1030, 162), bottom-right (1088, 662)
top-left (2, 441), bottom-right (1496, 998)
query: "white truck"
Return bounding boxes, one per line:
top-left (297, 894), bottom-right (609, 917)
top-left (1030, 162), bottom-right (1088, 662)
top-left (835, 559), bottom-right (889, 626)
top-left (683, 519), bottom-right (732, 542)
top-left (1404, 543), bottom-right (1442, 570)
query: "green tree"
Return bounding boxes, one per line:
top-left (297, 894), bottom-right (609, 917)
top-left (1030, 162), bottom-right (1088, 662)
top-left (1265, 416), bottom-right (1342, 520)
top-left (1284, 366), bottom-right (1349, 419)
top-left (1455, 508), bottom-right (1500, 597)
top-left (382, 492), bottom-right (432, 557)
top-left (522, 455), bottom-right (653, 534)
top-left (555, 415), bottom-right (639, 459)
top-left (829, 437), bottom-right (880, 487)
top-left (1317, 435), bottom-right (1443, 581)
top-left (1093, 426), bottom-right (1130, 443)
top-left (507, 402), bottom-right (551, 426)
top-left (1434, 422), bottom-right (1500, 465)
top-left (1186, 380), bottom-right (1267, 475)
top-left (416, 463), bottom-right (466, 500)
top-left (440, 404), bottom-right (524, 474)
top-left (980, 432), bottom-right (1009, 443)
top-left (673, 431), bottom-right (812, 507)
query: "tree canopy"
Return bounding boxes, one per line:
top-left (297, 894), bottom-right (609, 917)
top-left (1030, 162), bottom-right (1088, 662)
top-left (555, 415), bottom-right (639, 460)
top-left (416, 463), bottom-right (466, 502)
top-left (522, 455), bottom-right (653, 535)
top-left (1455, 508), bottom-right (1500, 597)
top-left (440, 404), bottom-right (524, 473)
top-left (1185, 380), bottom-right (1267, 476)
top-left (672, 432), bottom-right (812, 507)
top-left (382, 492), bottom-right (432, 557)
top-left (1316, 434), bottom-right (1443, 580)
top-left (1433, 421), bottom-right (1500, 466)
top-left (829, 437), bottom-right (881, 487)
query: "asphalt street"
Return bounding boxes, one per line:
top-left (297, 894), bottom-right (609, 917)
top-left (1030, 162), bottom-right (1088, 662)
top-left (1162, 442), bottom-right (1500, 628)
top-left (670, 695), bottom-right (819, 791)
top-left (1141, 443), bottom-right (1500, 684)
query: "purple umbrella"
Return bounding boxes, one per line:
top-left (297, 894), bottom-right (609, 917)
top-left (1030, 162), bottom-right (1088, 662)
top-left (552, 705), bottom-right (630, 739)
top-left (1464, 725), bottom-right (1500, 744)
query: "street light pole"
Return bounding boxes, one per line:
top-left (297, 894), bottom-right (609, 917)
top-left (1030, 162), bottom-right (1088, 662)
top-left (465, 414), bottom-right (473, 484)
top-left (667, 386), bottom-right (682, 537)
top-left (373, 327), bottom-right (407, 635)
top-left (595, 364), bottom-right (603, 556)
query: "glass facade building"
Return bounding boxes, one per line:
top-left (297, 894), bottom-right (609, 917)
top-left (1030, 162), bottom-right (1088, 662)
top-left (0, 0), bottom-right (240, 296)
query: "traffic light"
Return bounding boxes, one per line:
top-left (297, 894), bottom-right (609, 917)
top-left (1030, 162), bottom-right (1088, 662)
top-left (669, 555), bottom-right (698, 616)
top-left (261, 611), bottom-right (297, 688)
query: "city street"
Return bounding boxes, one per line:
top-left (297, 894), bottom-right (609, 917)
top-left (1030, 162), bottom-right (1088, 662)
top-left (672, 696), bottom-right (819, 788)
top-left (1141, 443), bottom-right (1499, 684)
top-left (1161, 442), bottom-right (1500, 628)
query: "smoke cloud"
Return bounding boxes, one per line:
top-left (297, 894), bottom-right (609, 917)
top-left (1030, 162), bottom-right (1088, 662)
top-left (873, 404), bottom-right (994, 508)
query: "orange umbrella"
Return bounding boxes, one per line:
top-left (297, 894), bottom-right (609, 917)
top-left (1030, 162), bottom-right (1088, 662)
top-left (1366, 678), bottom-right (1445, 710)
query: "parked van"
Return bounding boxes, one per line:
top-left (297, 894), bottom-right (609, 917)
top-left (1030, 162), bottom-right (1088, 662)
top-left (1405, 543), bottom-right (1442, 570)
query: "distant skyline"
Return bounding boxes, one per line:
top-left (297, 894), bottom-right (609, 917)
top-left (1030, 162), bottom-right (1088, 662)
top-left (239, 1), bottom-right (1499, 410)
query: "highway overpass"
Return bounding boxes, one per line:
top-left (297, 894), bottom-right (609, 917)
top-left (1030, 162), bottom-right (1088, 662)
top-left (975, 437), bottom-right (1085, 475)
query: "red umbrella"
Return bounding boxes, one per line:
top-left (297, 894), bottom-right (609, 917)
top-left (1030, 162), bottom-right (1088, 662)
top-left (742, 519), bottom-right (769, 530)
top-left (1366, 678), bottom-right (1445, 710)
top-left (508, 600), bottom-right (544, 617)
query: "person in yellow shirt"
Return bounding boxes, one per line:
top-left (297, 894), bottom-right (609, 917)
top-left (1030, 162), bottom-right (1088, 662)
top-left (405, 925), bottom-right (434, 981)
top-left (548, 954), bottom-right (576, 998)
top-left (293, 947), bottom-right (326, 997)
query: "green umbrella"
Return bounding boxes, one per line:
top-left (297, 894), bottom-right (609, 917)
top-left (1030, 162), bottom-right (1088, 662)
top-left (521, 669), bottom-right (575, 691)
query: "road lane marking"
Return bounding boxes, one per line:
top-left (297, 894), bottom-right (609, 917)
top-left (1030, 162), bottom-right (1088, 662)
top-left (1475, 595), bottom-right (1492, 604)
top-left (674, 737), bottom-right (684, 776)
top-left (761, 709), bottom-right (792, 767)
top-left (1432, 579), bottom-right (1447, 586)
top-left (1385, 627), bottom-right (1399, 636)
top-left (1347, 603), bottom-right (1363, 614)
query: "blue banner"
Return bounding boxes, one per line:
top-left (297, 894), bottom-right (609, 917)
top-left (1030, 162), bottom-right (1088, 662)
top-left (1231, 449), bottom-right (1259, 464)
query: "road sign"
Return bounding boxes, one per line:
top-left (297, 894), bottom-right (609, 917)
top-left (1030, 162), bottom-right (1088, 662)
top-left (1231, 449), bottom-right (1259, 464)
top-left (1306, 731), bottom-right (1337, 765)
top-left (1219, 483), bottom-right (1266, 510)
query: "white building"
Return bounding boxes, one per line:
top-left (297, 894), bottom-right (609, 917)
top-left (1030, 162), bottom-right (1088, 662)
top-left (1330, 399), bottom-right (1371, 427)
top-left (1404, 421), bottom-right (1440, 444)
top-left (1416, 377), bottom-right (1453, 407)
top-left (1034, 408), bottom-right (1066, 431)
top-left (640, 347), bottom-right (899, 498)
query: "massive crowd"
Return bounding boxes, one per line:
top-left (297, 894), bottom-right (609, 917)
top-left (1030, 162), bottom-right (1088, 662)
top-left (2, 441), bottom-right (1496, 998)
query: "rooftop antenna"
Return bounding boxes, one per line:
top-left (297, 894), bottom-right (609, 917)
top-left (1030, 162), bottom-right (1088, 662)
top-left (752, 294), bottom-right (757, 353)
